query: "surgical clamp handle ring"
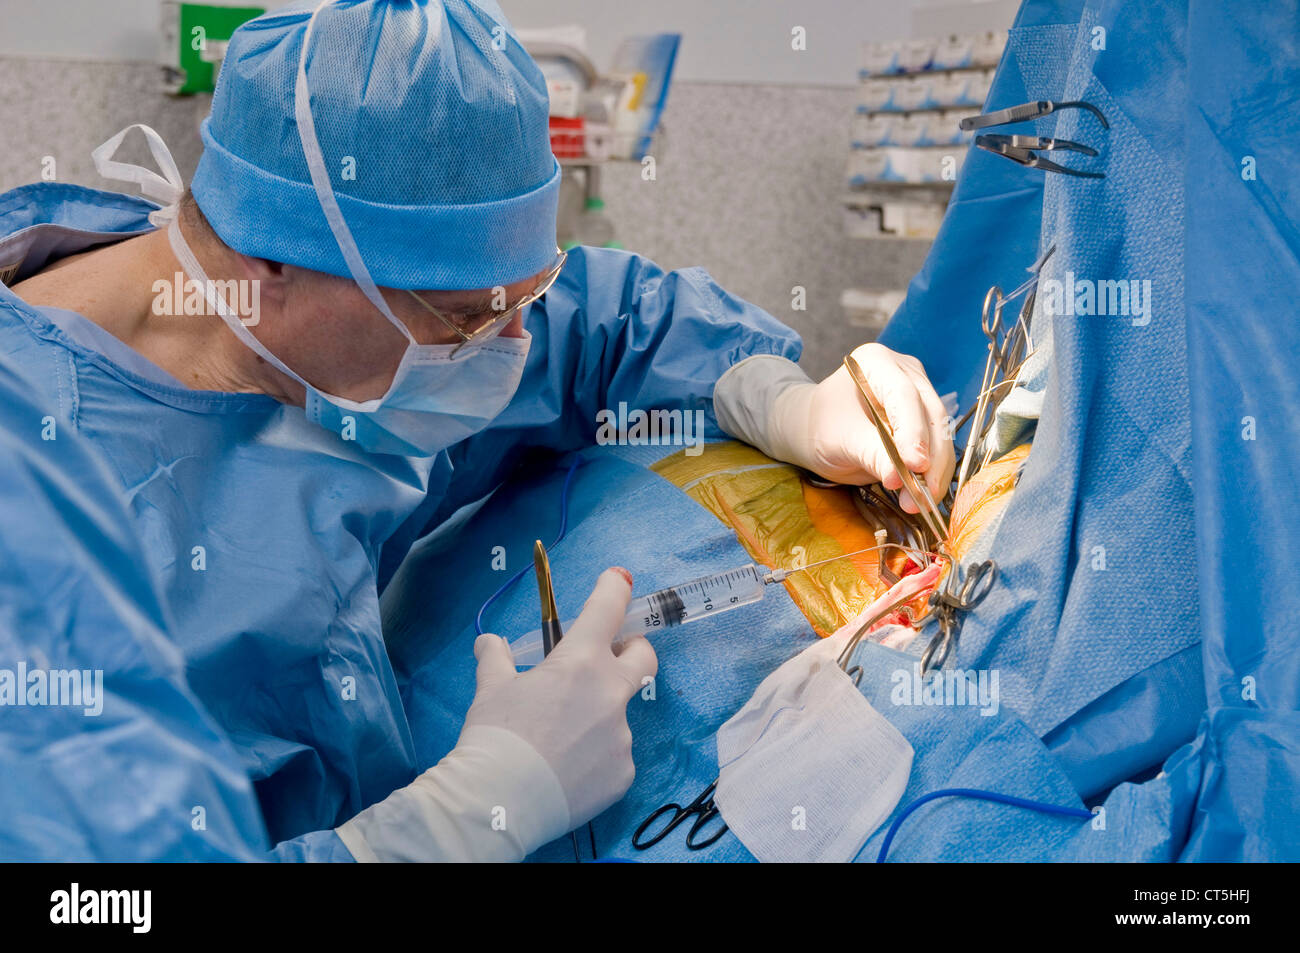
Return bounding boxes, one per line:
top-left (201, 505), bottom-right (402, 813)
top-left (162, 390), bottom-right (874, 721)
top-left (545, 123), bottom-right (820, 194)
top-left (633, 780), bottom-right (728, 851)
top-left (835, 588), bottom-right (932, 675)
top-left (920, 619), bottom-right (953, 674)
top-left (954, 288), bottom-right (1008, 500)
top-left (981, 284), bottom-right (1009, 342)
top-left (981, 284), bottom-right (1034, 378)
top-left (920, 559), bottom-right (997, 673)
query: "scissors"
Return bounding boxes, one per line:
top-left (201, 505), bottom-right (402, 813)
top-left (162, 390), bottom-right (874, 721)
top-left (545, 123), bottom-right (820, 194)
top-left (920, 559), bottom-right (997, 674)
top-left (633, 779), bottom-right (729, 851)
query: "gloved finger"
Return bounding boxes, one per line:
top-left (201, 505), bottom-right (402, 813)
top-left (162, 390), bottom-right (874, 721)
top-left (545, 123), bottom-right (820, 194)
top-left (843, 437), bottom-right (922, 515)
top-left (925, 414), bottom-right (957, 499)
top-left (902, 361), bottom-right (957, 498)
top-left (897, 486), bottom-right (918, 513)
top-left (473, 633), bottom-right (517, 691)
top-left (877, 459), bottom-right (904, 493)
top-left (859, 349), bottom-right (932, 473)
top-left (612, 634), bottom-right (657, 690)
top-left (838, 416), bottom-right (903, 490)
top-left (917, 388), bottom-right (957, 500)
top-left (839, 393), bottom-right (928, 511)
top-left (566, 567), bottom-right (634, 650)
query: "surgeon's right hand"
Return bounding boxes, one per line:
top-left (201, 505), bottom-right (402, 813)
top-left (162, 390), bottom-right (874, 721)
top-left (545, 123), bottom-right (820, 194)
top-left (713, 346), bottom-right (955, 513)
top-left (335, 568), bottom-right (656, 862)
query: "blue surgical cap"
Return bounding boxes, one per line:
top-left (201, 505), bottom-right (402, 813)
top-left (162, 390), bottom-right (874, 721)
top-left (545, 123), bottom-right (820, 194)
top-left (192, 0), bottom-right (560, 290)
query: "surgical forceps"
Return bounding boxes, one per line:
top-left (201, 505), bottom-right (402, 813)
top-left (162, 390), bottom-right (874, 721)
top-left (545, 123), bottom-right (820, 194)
top-left (974, 133), bottom-right (1098, 157)
top-left (857, 485), bottom-right (931, 559)
top-left (961, 99), bottom-right (1108, 178)
top-left (953, 246), bottom-right (1053, 502)
top-left (983, 280), bottom-right (1038, 379)
top-left (948, 256), bottom-right (1045, 447)
top-left (920, 559), bottom-right (997, 674)
top-left (843, 354), bottom-right (949, 547)
top-left (952, 287), bottom-right (1016, 498)
top-left (633, 779), bottom-right (729, 851)
top-left (809, 473), bottom-right (931, 553)
top-left (959, 99), bottom-right (1110, 131)
top-left (976, 135), bottom-right (1105, 178)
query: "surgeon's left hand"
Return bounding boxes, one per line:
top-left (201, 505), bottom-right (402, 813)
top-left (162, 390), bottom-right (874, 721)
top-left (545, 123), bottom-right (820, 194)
top-left (713, 344), bottom-right (955, 513)
top-left (335, 569), bottom-right (654, 863)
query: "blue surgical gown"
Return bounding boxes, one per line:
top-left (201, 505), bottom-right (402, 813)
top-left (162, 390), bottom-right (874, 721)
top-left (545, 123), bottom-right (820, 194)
top-left (0, 349), bottom-right (270, 860)
top-left (0, 182), bottom-right (801, 860)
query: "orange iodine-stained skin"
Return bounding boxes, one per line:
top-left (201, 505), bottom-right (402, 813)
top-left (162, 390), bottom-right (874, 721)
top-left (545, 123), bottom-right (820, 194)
top-left (651, 441), bottom-right (1033, 641)
top-left (803, 481), bottom-right (891, 582)
top-left (947, 444), bottom-right (1032, 564)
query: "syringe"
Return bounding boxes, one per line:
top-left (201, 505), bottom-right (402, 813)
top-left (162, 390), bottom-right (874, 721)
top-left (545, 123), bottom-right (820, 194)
top-left (507, 545), bottom-right (932, 667)
top-left (509, 563), bottom-right (768, 667)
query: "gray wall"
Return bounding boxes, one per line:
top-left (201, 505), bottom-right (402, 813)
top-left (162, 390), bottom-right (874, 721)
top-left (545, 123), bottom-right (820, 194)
top-left (0, 58), bottom-right (209, 191)
top-left (0, 0), bottom-right (1018, 378)
top-left (595, 82), bottom-right (932, 376)
top-left (0, 0), bottom-right (1020, 82)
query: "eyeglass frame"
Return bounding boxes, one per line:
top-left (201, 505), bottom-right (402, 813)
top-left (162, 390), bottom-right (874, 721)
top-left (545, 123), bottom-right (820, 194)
top-left (406, 248), bottom-right (567, 358)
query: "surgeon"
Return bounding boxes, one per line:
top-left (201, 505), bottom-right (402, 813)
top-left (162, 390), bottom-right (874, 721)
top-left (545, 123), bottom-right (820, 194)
top-left (0, 0), bottom-right (952, 861)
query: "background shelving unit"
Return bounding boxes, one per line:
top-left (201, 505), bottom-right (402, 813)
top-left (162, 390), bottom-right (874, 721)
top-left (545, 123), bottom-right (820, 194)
top-left (841, 29), bottom-right (1005, 332)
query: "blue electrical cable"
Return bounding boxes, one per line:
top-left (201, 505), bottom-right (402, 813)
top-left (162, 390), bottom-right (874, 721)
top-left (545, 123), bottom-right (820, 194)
top-left (875, 787), bottom-right (1094, 862)
top-left (474, 455), bottom-right (584, 637)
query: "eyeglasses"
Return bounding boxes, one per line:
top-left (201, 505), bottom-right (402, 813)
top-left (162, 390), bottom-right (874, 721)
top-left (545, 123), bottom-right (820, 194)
top-left (406, 249), bottom-right (567, 358)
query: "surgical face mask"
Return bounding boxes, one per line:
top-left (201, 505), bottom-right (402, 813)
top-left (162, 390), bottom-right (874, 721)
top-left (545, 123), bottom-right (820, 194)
top-left (166, 218), bottom-right (530, 457)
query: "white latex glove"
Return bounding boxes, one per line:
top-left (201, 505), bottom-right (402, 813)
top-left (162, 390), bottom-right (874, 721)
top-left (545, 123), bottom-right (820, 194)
top-left (463, 567), bottom-right (657, 823)
top-left (336, 568), bottom-right (656, 862)
top-left (714, 345), bottom-right (955, 513)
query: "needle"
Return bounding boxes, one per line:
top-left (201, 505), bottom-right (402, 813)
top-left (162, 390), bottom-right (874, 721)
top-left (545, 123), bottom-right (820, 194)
top-left (764, 543), bottom-right (939, 583)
